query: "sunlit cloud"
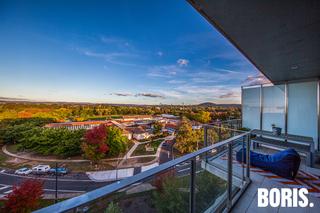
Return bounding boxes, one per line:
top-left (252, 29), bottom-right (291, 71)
top-left (219, 91), bottom-right (240, 99)
top-left (242, 73), bottom-right (270, 86)
top-left (110, 92), bottom-right (165, 99)
top-left (110, 92), bottom-right (133, 97)
top-left (136, 93), bottom-right (165, 99)
top-left (177, 58), bottom-right (189, 67)
top-left (153, 84), bottom-right (241, 104)
top-left (189, 68), bottom-right (247, 84)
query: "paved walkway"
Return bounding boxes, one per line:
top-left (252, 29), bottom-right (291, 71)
top-left (2, 143), bottom-right (158, 163)
top-left (86, 168), bottom-right (135, 182)
top-left (2, 145), bottom-right (89, 163)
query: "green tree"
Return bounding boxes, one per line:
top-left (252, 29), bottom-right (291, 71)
top-left (18, 127), bottom-right (84, 157)
top-left (153, 171), bottom-right (226, 213)
top-left (153, 121), bottom-right (163, 135)
top-left (195, 111), bottom-right (211, 123)
top-left (105, 202), bottom-right (122, 213)
top-left (105, 126), bottom-right (128, 157)
top-left (174, 117), bottom-right (203, 154)
top-left (153, 177), bottom-right (189, 213)
top-left (207, 128), bottom-right (219, 145)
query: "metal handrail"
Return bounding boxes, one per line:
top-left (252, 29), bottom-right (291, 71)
top-left (34, 131), bottom-right (250, 213)
top-left (206, 122), bottom-right (246, 134)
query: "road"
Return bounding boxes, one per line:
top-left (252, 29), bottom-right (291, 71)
top-left (0, 172), bottom-right (111, 198)
top-left (159, 141), bottom-right (174, 164)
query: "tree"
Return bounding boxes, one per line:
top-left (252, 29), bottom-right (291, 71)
top-left (153, 121), bottom-right (163, 135)
top-left (82, 124), bottom-right (109, 162)
top-left (153, 176), bottom-right (189, 213)
top-left (17, 127), bottom-right (85, 157)
top-left (174, 117), bottom-right (203, 154)
top-left (4, 179), bottom-right (43, 213)
top-left (194, 111), bottom-right (211, 123)
top-left (153, 171), bottom-right (226, 213)
top-left (207, 128), bottom-right (219, 145)
top-left (105, 126), bottom-right (128, 157)
top-left (105, 202), bottom-right (122, 213)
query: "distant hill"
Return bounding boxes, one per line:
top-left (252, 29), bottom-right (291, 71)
top-left (198, 102), bottom-right (216, 107)
top-left (198, 102), bottom-right (240, 107)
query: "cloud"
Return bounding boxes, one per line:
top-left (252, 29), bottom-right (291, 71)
top-left (167, 80), bottom-right (185, 84)
top-left (0, 96), bottom-right (31, 102)
top-left (156, 90), bottom-right (184, 99)
top-left (110, 93), bottom-right (133, 97)
top-left (152, 85), bottom-right (241, 104)
top-left (110, 92), bottom-right (165, 99)
top-left (157, 51), bottom-right (163, 56)
top-left (75, 48), bottom-right (141, 67)
top-left (177, 58), bottom-right (189, 67)
top-left (147, 65), bottom-right (185, 78)
top-left (136, 93), bottom-right (165, 99)
top-left (100, 36), bottom-right (129, 47)
top-left (189, 68), bottom-right (247, 84)
top-left (242, 73), bottom-right (270, 86)
top-left (219, 91), bottom-right (240, 99)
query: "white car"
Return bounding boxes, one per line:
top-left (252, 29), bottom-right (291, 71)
top-left (15, 167), bottom-right (32, 175)
top-left (32, 165), bottom-right (51, 174)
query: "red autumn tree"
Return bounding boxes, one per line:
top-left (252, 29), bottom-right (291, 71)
top-left (4, 179), bottom-right (43, 213)
top-left (81, 124), bottom-right (109, 162)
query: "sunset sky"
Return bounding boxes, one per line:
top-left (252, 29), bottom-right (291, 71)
top-left (0, 0), bottom-right (263, 105)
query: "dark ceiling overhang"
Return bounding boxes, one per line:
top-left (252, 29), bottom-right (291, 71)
top-left (188, 0), bottom-right (320, 83)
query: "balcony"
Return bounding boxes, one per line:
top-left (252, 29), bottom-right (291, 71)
top-left (34, 126), bottom-right (251, 213)
top-left (34, 1), bottom-right (320, 212)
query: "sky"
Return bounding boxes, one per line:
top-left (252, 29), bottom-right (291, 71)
top-left (0, 0), bottom-right (264, 105)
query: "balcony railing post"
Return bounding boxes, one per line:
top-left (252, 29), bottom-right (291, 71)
top-left (227, 142), bottom-right (233, 210)
top-left (204, 125), bottom-right (208, 162)
top-left (246, 133), bottom-right (251, 179)
top-left (242, 136), bottom-right (245, 181)
top-left (218, 123), bottom-right (222, 141)
top-left (204, 125), bottom-right (208, 147)
top-left (189, 158), bottom-right (196, 213)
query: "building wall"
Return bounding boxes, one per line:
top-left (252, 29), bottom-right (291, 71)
top-left (242, 81), bottom-right (319, 150)
top-left (242, 86), bottom-right (261, 130)
top-left (287, 81), bottom-right (318, 144)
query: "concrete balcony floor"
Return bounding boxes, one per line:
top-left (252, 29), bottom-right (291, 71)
top-left (205, 145), bottom-right (320, 213)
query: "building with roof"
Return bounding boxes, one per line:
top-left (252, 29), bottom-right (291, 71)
top-left (44, 120), bottom-right (113, 130)
top-left (119, 115), bottom-right (154, 122)
top-left (126, 126), bottom-right (151, 140)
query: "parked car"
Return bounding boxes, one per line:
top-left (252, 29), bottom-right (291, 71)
top-left (15, 167), bottom-right (32, 175)
top-left (48, 167), bottom-right (68, 175)
top-left (32, 165), bottom-right (51, 174)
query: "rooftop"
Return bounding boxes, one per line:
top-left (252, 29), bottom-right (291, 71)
top-left (44, 120), bottom-right (113, 128)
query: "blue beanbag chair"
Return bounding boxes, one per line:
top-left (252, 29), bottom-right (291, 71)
top-left (236, 148), bottom-right (301, 179)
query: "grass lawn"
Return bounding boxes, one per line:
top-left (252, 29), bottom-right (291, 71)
top-left (5, 144), bottom-right (19, 154)
top-left (0, 150), bottom-right (8, 167)
top-left (132, 139), bottom-right (163, 156)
